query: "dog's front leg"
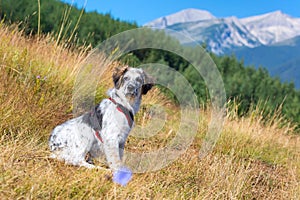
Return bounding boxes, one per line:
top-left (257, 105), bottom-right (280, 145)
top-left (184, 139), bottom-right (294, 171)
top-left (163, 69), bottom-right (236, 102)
top-left (103, 136), bottom-right (133, 186)
top-left (103, 138), bottom-right (123, 171)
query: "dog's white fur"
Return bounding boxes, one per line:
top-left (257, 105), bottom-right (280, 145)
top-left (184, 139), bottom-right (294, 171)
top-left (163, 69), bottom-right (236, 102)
top-left (49, 66), bottom-right (153, 171)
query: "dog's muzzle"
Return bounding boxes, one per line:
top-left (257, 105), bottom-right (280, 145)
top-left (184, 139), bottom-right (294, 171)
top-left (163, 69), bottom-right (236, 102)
top-left (126, 83), bottom-right (138, 96)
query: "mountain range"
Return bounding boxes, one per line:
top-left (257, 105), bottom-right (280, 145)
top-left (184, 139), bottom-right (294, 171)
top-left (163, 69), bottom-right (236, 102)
top-left (145, 9), bottom-right (300, 88)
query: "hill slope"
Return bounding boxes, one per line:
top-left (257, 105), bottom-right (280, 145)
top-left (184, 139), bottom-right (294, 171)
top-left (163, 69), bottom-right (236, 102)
top-left (0, 23), bottom-right (299, 199)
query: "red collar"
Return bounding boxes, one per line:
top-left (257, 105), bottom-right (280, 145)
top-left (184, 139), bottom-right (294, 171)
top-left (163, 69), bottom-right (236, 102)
top-left (95, 98), bottom-right (134, 143)
top-left (109, 97), bottom-right (134, 128)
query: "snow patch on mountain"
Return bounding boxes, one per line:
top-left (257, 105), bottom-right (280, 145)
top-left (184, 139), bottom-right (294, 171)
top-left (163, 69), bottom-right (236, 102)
top-left (241, 11), bottom-right (300, 45)
top-left (144, 8), bottom-right (216, 28)
top-left (145, 9), bottom-right (300, 54)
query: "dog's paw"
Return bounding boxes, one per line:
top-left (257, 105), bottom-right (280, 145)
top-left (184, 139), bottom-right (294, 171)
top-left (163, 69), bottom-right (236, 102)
top-left (78, 161), bottom-right (97, 169)
top-left (112, 167), bottom-right (132, 186)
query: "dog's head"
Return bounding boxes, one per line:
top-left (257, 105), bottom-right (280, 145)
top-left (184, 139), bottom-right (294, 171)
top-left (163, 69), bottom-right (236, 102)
top-left (113, 66), bottom-right (154, 99)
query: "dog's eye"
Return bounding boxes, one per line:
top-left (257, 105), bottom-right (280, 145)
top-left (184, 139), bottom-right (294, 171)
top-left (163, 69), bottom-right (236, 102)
top-left (123, 76), bottom-right (129, 81)
top-left (136, 77), bottom-right (142, 84)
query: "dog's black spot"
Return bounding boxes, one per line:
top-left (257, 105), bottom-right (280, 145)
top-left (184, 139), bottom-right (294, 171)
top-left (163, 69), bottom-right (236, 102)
top-left (119, 143), bottom-right (125, 150)
top-left (82, 105), bottom-right (103, 132)
top-left (85, 152), bottom-right (94, 164)
top-left (49, 134), bottom-right (56, 141)
top-left (50, 141), bottom-right (63, 151)
top-left (113, 66), bottom-right (128, 89)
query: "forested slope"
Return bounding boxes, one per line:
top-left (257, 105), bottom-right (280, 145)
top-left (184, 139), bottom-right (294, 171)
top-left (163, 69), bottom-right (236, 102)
top-left (0, 0), bottom-right (137, 45)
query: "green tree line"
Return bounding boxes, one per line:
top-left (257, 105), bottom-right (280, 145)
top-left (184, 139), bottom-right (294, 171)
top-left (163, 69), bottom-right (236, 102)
top-left (1, 0), bottom-right (299, 130)
top-left (0, 0), bottom-right (137, 45)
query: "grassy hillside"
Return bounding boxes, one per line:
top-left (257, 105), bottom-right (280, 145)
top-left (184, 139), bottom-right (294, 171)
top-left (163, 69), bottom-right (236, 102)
top-left (0, 23), bottom-right (299, 199)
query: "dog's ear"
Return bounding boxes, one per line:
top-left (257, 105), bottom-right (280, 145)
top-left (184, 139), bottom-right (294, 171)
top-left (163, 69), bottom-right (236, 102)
top-left (142, 71), bottom-right (154, 95)
top-left (112, 66), bottom-right (129, 89)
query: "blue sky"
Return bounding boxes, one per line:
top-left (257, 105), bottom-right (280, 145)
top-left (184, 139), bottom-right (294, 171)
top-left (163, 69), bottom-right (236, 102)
top-left (62, 0), bottom-right (300, 25)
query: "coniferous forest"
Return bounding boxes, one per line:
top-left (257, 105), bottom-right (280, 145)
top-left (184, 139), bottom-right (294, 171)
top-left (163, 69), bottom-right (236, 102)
top-left (1, 0), bottom-right (299, 131)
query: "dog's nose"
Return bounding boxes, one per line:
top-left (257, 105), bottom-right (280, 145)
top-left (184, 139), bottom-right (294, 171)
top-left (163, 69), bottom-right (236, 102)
top-left (127, 84), bottom-right (135, 92)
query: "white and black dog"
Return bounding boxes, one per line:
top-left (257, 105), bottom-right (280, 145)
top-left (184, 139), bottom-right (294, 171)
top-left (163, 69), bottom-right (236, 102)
top-left (49, 66), bottom-right (153, 171)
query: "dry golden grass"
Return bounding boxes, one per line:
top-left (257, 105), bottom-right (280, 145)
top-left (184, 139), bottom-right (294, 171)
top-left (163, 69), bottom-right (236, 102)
top-left (0, 23), bottom-right (299, 199)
